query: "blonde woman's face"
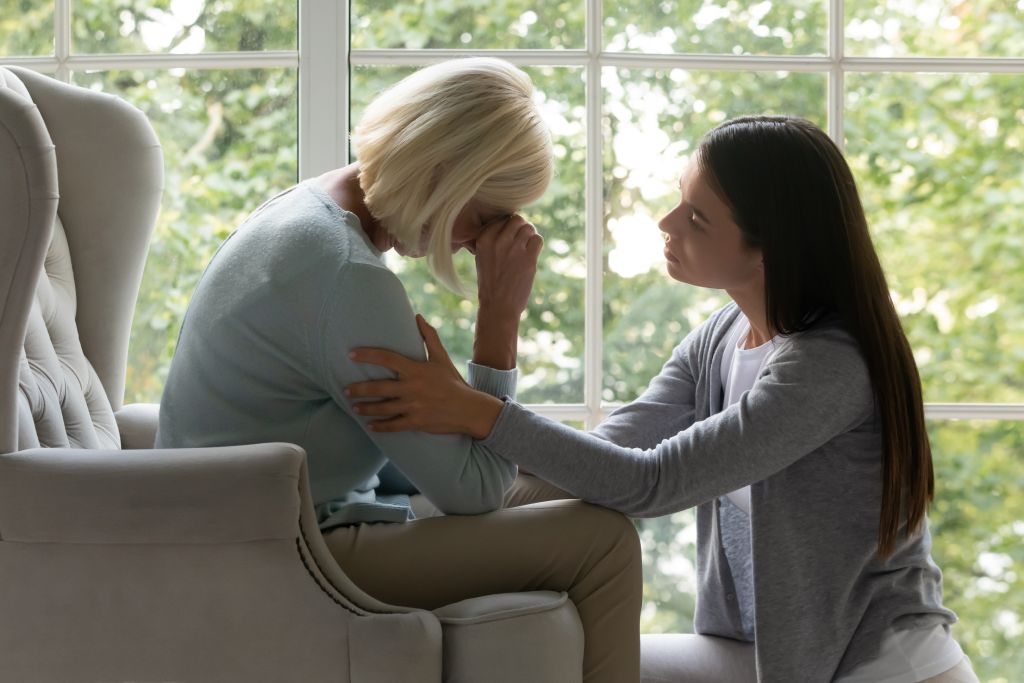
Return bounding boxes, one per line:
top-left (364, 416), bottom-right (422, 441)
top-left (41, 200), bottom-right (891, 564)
top-left (392, 198), bottom-right (510, 257)
top-left (449, 198), bottom-right (511, 254)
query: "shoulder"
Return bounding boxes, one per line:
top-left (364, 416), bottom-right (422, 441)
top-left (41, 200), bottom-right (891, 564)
top-left (770, 320), bottom-right (874, 407)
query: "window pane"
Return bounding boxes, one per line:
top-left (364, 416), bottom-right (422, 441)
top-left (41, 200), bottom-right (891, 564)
top-left (351, 0), bottom-right (584, 50)
top-left (602, 68), bottom-right (827, 404)
top-left (72, 68), bottom-right (298, 403)
top-left (845, 73), bottom-right (1024, 403)
top-left (846, 0), bottom-right (1024, 57)
top-left (603, 0), bottom-right (826, 55)
top-left (73, 0), bottom-right (297, 54)
top-left (927, 420), bottom-right (1024, 680)
top-left (351, 65), bottom-right (586, 403)
top-left (0, 0), bottom-right (52, 55)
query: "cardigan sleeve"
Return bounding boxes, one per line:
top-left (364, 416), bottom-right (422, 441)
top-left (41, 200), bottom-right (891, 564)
top-left (481, 326), bottom-right (874, 517)
top-left (591, 332), bottom-right (699, 449)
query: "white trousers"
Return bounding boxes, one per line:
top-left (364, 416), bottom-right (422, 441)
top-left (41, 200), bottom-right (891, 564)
top-left (639, 634), bottom-right (980, 683)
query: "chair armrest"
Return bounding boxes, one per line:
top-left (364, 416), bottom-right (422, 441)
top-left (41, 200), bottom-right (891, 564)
top-left (0, 443), bottom-right (306, 544)
top-left (113, 402), bottom-right (160, 449)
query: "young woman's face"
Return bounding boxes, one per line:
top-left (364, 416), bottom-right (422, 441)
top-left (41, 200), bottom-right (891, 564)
top-left (658, 163), bottom-right (763, 291)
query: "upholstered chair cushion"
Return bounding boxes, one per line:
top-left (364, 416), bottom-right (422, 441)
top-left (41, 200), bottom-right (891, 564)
top-left (18, 214), bottom-right (120, 450)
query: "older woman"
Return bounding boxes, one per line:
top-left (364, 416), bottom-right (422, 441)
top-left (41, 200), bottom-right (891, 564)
top-left (156, 58), bottom-right (641, 683)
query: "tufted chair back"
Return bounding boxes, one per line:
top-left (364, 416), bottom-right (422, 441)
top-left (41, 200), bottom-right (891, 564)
top-left (0, 66), bottom-right (162, 455)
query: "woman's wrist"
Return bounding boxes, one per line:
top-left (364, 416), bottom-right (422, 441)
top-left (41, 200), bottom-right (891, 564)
top-left (467, 392), bottom-right (505, 440)
top-left (473, 308), bottom-right (520, 370)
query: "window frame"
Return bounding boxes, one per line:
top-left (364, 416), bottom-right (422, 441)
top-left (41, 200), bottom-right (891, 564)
top-left (5, 0), bottom-right (1023, 426)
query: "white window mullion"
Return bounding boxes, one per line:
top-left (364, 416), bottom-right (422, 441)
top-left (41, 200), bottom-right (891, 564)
top-left (55, 0), bottom-right (71, 81)
top-left (584, 0), bottom-right (604, 430)
top-left (299, 0), bottom-right (349, 180)
top-left (828, 0), bottom-right (844, 150)
top-left (65, 51), bottom-right (298, 71)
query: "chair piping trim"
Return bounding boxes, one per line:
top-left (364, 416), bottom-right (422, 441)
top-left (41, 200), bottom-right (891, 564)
top-left (295, 523), bottom-right (399, 617)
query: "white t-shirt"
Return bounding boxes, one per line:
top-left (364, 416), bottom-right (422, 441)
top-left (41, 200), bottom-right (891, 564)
top-left (719, 313), bottom-right (964, 682)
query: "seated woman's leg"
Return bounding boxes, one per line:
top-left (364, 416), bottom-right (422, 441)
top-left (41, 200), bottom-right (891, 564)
top-left (324, 499), bottom-right (642, 683)
top-left (640, 634), bottom-right (756, 683)
top-left (409, 473), bottom-right (572, 519)
top-left (503, 472), bottom-right (573, 507)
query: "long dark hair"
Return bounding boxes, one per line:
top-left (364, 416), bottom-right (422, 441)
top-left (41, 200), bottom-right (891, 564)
top-left (695, 115), bottom-right (933, 559)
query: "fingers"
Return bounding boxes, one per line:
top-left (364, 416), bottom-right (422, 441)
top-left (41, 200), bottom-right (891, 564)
top-left (345, 379), bottom-right (403, 399)
top-left (525, 232), bottom-right (544, 261)
top-left (478, 214), bottom-right (539, 253)
top-left (348, 347), bottom-right (415, 374)
top-left (364, 416), bottom-right (417, 433)
top-left (415, 314), bottom-right (453, 366)
top-left (351, 398), bottom-right (406, 418)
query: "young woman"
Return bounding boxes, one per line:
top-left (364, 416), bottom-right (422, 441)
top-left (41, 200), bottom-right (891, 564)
top-left (156, 58), bottom-right (642, 683)
top-left (346, 115), bottom-right (978, 682)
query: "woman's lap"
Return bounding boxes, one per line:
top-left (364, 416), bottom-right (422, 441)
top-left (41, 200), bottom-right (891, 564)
top-left (640, 634), bottom-right (756, 683)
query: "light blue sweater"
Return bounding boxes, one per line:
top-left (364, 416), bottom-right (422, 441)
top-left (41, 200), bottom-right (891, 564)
top-left (481, 303), bottom-right (957, 681)
top-left (156, 179), bottom-right (518, 528)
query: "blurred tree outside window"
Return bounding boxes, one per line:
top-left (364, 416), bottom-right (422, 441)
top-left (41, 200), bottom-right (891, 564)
top-left (3, 1), bottom-right (1021, 679)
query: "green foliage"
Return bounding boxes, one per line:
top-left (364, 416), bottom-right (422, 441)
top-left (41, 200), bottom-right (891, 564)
top-left (0, 0), bottom-right (53, 55)
top-left (846, 0), bottom-right (1024, 57)
top-left (3, 2), bottom-right (1022, 679)
top-left (73, 0), bottom-right (296, 53)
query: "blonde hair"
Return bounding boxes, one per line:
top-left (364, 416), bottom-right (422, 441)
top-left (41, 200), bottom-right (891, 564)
top-left (351, 58), bottom-right (554, 291)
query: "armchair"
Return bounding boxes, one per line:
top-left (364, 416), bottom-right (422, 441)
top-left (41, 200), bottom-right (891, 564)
top-left (0, 65), bottom-right (583, 682)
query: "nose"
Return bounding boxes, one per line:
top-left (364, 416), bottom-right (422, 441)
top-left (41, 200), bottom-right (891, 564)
top-left (658, 203), bottom-right (685, 237)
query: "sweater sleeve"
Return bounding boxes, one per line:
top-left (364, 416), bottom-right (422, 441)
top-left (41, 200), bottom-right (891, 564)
top-left (481, 327), bottom-right (874, 517)
top-left (315, 262), bottom-right (517, 515)
top-left (591, 332), bottom-right (699, 448)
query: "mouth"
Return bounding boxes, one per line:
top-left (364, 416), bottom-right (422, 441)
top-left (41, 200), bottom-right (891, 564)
top-left (664, 248), bottom-right (679, 264)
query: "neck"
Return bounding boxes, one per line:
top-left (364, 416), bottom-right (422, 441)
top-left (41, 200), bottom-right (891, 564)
top-left (727, 285), bottom-right (772, 349)
top-left (318, 162), bottom-right (392, 252)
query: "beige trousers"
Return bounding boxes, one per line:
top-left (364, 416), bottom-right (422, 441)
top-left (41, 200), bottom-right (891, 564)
top-left (323, 475), bottom-right (643, 683)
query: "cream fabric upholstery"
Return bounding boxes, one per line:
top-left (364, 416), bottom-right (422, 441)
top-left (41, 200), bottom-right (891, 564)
top-left (0, 66), bottom-right (584, 682)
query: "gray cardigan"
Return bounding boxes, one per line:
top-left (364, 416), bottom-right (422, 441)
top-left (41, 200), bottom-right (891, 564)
top-left (482, 302), bottom-right (957, 681)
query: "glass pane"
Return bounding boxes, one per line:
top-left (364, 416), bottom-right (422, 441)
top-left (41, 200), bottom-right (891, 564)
top-left (637, 418), bottom-right (1024, 683)
top-left (350, 65), bottom-right (587, 404)
top-left (602, 67), bottom-right (827, 404)
top-left (0, 0), bottom-right (53, 55)
top-left (603, 0), bottom-right (826, 55)
top-left (845, 73), bottom-right (1024, 403)
top-left (73, 0), bottom-right (297, 54)
top-left (72, 68), bottom-right (298, 403)
top-left (351, 0), bottom-right (584, 49)
top-left (927, 420), bottom-right (1024, 681)
top-left (846, 0), bottom-right (1024, 57)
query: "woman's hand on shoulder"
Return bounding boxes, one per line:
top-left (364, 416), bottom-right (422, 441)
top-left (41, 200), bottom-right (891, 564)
top-left (347, 315), bottom-right (505, 440)
top-left (474, 214), bottom-right (543, 320)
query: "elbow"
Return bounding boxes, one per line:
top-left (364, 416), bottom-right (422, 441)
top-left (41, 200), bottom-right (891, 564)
top-left (428, 474), bottom-right (510, 516)
top-left (432, 489), bottom-right (505, 516)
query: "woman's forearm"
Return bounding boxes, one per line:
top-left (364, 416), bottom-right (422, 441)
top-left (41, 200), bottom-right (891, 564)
top-left (472, 308), bottom-right (520, 370)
